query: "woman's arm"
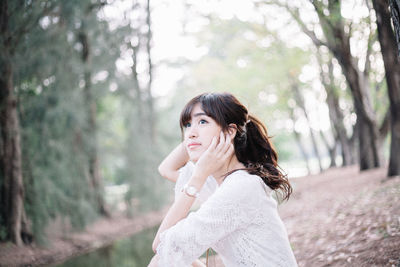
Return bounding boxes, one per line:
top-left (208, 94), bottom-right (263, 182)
top-left (152, 132), bottom-right (234, 253)
top-left (158, 142), bottom-right (189, 182)
top-left (152, 174), bottom-right (206, 252)
top-left (153, 169), bottom-right (261, 266)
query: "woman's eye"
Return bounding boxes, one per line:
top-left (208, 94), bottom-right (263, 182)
top-left (199, 119), bottom-right (208, 125)
top-left (184, 122), bottom-right (191, 128)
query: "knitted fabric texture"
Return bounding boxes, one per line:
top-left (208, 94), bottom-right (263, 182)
top-left (158, 162), bottom-right (298, 267)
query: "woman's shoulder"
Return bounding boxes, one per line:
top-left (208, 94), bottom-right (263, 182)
top-left (200, 170), bottom-right (268, 214)
top-left (224, 169), bottom-right (262, 185)
top-left (220, 170), bottom-right (268, 197)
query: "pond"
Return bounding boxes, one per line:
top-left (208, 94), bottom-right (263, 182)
top-left (55, 225), bottom-right (158, 267)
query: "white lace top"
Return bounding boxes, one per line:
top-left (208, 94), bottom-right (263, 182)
top-left (174, 161), bottom-right (218, 205)
top-left (157, 162), bottom-right (298, 267)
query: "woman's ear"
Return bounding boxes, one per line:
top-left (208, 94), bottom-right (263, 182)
top-left (227, 124), bottom-right (237, 140)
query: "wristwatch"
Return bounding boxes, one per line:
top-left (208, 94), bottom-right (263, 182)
top-left (182, 183), bottom-right (200, 198)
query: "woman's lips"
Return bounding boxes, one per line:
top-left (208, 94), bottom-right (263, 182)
top-left (188, 143), bottom-right (201, 149)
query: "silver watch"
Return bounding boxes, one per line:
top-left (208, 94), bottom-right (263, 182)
top-left (182, 183), bottom-right (200, 198)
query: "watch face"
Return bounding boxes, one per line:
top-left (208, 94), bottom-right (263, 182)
top-left (187, 186), bottom-right (196, 195)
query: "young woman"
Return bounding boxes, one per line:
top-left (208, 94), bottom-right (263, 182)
top-left (148, 92), bottom-right (297, 267)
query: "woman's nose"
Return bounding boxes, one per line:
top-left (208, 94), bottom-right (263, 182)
top-left (188, 125), bottom-right (198, 138)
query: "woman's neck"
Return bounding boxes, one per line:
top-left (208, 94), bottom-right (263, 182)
top-left (212, 155), bottom-right (245, 185)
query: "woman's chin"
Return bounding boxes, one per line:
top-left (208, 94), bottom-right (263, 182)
top-left (189, 157), bottom-right (199, 163)
top-left (188, 153), bottom-right (200, 163)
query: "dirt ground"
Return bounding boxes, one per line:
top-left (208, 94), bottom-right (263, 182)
top-left (1, 165), bottom-right (399, 267)
top-left (280, 165), bottom-right (400, 267)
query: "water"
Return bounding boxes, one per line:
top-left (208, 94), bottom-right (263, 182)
top-left (55, 225), bottom-right (158, 267)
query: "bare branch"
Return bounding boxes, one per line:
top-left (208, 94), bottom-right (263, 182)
top-left (364, 29), bottom-right (375, 77)
top-left (308, 0), bottom-right (337, 34)
top-left (363, 0), bottom-right (377, 76)
top-left (379, 108), bottom-right (391, 138)
top-left (87, 0), bottom-right (107, 14)
top-left (389, 0), bottom-right (400, 57)
top-left (10, 1), bottom-right (56, 54)
top-left (348, 20), bottom-right (354, 41)
top-left (257, 0), bottom-right (329, 48)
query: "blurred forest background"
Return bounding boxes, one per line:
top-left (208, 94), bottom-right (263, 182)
top-left (1, 0), bottom-right (399, 251)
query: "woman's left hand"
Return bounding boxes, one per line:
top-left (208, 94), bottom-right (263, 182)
top-left (192, 131), bottom-right (234, 181)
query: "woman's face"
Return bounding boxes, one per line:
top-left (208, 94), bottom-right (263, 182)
top-left (183, 103), bottom-right (222, 162)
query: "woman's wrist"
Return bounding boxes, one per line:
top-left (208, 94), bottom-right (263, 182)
top-left (187, 172), bottom-right (207, 191)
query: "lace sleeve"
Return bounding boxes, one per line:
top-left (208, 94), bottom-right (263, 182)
top-left (157, 172), bottom-right (261, 267)
top-left (174, 162), bottom-right (194, 200)
top-left (174, 162), bottom-right (217, 204)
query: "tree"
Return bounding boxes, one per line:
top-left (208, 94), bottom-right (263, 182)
top-left (0, 0), bottom-right (125, 244)
top-left (290, 80), bottom-right (324, 172)
top-left (287, 104), bottom-right (312, 174)
top-left (260, 0), bottom-right (388, 171)
top-left (77, 1), bottom-right (109, 216)
top-left (145, 0), bottom-right (155, 144)
top-left (0, 0), bottom-right (56, 246)
top-left (110, 0), bottom-right (161, 215)
top-left (372, 0), bottom-right (400, 176)
top-left (316, 51), bottom-right (355, 166)
top-left (390, 0), bottom-right (400, 56)
top-left (125, 0), bottom-right (154, 144)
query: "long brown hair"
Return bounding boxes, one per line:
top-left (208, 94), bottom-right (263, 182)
top-left (179, 92), bottom-right (292, 201)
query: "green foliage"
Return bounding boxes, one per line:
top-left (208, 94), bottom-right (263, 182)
top-left (11, 0), bottom-right (125, 243)
top-left (18, 15), bottom-right (94, 244)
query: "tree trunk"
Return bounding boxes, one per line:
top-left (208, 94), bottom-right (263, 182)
top-left (356, 115), bottom-right (380, 169)
top-left (285, 0), bottom-right (382, 170)
top-left (289, 108), bottom-right (311, 175)
top-left (306, 124), bottom-right (323, 172)
top-left (130, 38), bottom-right (144, 121)
top-left (0, 0), bottom-right (25, 246)
top-left (78, 25), bottom-right (109, 216)
top-left (349, 113), bottom-right (359, 165)
top-left (373, 0), bottom-right (400, 176)
top-left (322, 56), bottom-right (354, 166)
top-left (325, 89), bottom-right (353, 166)
top-left (145, 0), bottom-right (155, 144)
top-left (0, 59), bottom-right (24, 246)
top-left (389, 0), bottom-right (400, 57)
top-left (328, 23), bottom-right (381, 170)
top-left (291, 83), bottom-right (323, 172)
top-left (318, 128), bottom-right (337, 168)
top-left (127, 0), bottom-right (154, 147)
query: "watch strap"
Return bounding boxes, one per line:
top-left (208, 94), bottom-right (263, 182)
top-left (182, 183), bottom-right (200, 198)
